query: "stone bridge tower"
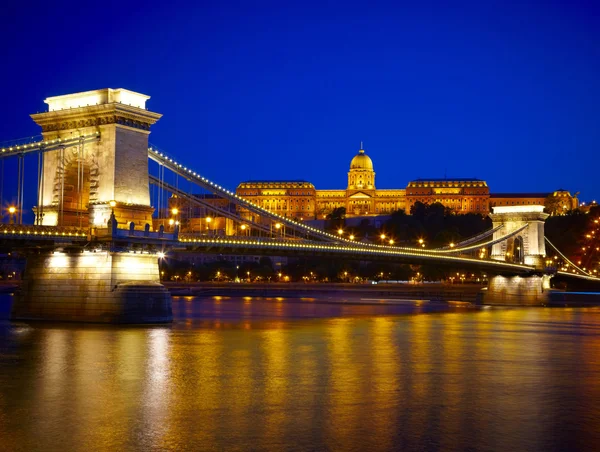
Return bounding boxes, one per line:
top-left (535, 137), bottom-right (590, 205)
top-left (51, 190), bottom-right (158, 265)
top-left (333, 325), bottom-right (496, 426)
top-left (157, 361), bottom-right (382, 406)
top-left (489, 205), bottom-right (549, 269)
top-left (12, 89), bottom-right (171, 324)
top-left (31, 88), bottom-right (161, 229)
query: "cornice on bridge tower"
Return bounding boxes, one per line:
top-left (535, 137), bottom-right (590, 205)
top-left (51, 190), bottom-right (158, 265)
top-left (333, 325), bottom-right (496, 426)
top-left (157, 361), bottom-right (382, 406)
top-left (30, 88), bottom-right (162, 230)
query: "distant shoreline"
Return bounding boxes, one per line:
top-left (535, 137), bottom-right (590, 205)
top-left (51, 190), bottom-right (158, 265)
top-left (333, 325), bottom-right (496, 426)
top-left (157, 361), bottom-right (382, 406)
top-left (163, 282), bottom-right (485, 302)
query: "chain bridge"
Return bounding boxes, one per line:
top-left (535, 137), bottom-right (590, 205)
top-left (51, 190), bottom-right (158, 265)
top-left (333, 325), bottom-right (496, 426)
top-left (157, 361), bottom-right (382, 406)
top-left (0, 88), bottom-right (597, 323)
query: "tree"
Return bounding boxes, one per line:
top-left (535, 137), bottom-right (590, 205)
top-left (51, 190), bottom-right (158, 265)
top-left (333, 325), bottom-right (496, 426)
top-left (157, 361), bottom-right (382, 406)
top-left (326, 207), bottom-right (346, 229)
top-left (327, 207), bottom-right (346, 220)
top-left (544, 194), bottom-right (564, 215)
top-left (410, 201), bottom-right (428, 219)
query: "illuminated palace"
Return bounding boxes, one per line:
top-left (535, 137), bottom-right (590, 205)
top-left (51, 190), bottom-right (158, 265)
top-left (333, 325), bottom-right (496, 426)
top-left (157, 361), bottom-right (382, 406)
top-left (235, 145), bottom-right (578, 220)
top-left (237, 147), bottom-right (405, 219)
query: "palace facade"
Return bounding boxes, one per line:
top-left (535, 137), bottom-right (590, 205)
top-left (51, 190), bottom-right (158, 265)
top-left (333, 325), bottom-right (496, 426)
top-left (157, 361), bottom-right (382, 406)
top-left (234, 146), bottom-right (578, 219)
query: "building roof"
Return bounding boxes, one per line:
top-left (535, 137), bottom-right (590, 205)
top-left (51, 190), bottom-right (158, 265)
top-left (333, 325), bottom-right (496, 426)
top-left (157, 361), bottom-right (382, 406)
top-left (410, 178), bottom-right (485, 182)
top-left (490, 193), bottom-right (550, 198)
top-left (239, 180), bottom-right (311, 183)
top-left (237, 180), bottom-right (315, 189)
top-left (349, 149), bottom-right (374, 171)
top-left (407, 178), bottom-right (488, 188)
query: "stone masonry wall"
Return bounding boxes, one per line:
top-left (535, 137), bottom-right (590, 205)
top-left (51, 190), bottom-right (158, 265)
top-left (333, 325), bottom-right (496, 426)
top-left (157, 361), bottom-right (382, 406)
top-left (12, 252), bottom-right (172, 323)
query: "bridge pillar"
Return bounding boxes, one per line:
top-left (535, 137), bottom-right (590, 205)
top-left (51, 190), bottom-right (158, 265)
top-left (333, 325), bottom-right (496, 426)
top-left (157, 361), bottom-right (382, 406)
top-left (13, 88), bottom-right (173, 323)
top-left (489, 205), bottom-right (549, 269)
top-left (479, 205), bottom-right (555, 305)
top-left (479, 274), bottom-right (554, 306)
top-left (12, 251), bottom-right (172, 323)
top-left (30, 88), bottom-right (161, 229)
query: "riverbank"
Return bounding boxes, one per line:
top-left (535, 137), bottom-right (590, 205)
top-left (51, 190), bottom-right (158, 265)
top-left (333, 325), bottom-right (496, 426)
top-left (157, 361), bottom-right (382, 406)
top-left (163, 281), bottom-right (485, 302)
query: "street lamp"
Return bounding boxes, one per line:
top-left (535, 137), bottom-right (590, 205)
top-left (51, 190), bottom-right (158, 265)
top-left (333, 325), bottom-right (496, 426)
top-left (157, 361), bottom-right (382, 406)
top-left (338, 228), bottom-right (344, 236)
top-left (240, 224), bottom-right (247, 236)
top-left (206, 216), bottom-right (212, 235)
top-left (171, 207), bottom-right (179, 229)
top-left (349, 234), bottom-right (355, 240)
top-left (389, 239), bottom-right (395, 245)
top-left (275, 222), bottom-right (282, 238)
top-left (107, 200), bottom-right (117, 227)
top-left (8, 206), bottom-right (16, 224)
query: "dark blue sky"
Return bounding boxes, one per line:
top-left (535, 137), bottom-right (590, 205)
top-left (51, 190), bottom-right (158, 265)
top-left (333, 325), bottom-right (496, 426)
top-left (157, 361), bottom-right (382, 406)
top-left (1, 0), bottom-right (599, 203)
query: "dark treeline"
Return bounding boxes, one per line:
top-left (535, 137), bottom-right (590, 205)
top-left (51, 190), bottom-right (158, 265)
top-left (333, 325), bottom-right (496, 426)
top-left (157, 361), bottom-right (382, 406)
top-left (327, 202), bottom-right (491, 248)
top-left (546, 205), bottom-right (600, 270)
top-left (159, 255), bottom-right (481, 283)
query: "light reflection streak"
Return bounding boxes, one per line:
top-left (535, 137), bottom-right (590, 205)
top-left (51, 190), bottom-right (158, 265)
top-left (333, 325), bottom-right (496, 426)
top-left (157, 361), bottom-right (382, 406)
top-left (326, 319), bottom-right (361, 450)
top-left (370, 317), bottom-right (400, 450)
top-left (261, 327), bottom-right (288, 443)
top-left (140, 328), bottom-right (172, 447)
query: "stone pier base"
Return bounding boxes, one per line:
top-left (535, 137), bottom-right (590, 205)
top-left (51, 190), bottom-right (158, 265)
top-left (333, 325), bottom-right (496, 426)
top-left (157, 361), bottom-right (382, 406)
top-left (478, 274), bottom-right (553, 306)
top-left (12, 251), bottom-right (172, 323)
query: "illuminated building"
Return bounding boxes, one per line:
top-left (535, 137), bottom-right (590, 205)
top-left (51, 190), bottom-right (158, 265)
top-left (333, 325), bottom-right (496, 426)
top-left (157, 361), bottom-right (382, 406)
top-left (237, 146), bottom-right (405, 219)
top-left (233, 145), bottom-right (579, 220)
top-left (490, 189), bottom-right (578, 213)
top-left (406, 179), bottom-right (490, 214)
top-left (165, 194), bottom-right (233, 234)
top-left (236, 180), bottom-right (316, 221)
top-left (316, 148), bottom-right (406, 217)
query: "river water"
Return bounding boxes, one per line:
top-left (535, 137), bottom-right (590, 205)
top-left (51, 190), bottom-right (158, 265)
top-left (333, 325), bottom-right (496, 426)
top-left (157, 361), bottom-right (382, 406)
top-left (1, 295), bottom-right (599, 451)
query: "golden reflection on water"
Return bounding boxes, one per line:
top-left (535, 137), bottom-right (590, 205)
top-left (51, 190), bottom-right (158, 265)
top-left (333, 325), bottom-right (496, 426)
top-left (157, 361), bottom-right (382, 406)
top-left (2, 306), bottom-right (600, 450)
top-left (261, 327), bottom-right (288, 446)
top-left (369, 317), bottom-right (400, 451)
top-left (326, 318), bottom-right (362, 450)
top-left (143, 329), bottom-right (171, 446)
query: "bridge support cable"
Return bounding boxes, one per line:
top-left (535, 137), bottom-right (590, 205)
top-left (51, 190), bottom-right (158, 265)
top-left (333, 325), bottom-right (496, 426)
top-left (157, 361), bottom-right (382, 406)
top-left (59, 145), bottom-right (65, 227)
top-left (77, 138), bottom-right (85, 228)
top-left (156, 162), bottom-right (163, 219)
top-left (0, 133), bottom-right (100, 160)
top-left (434, 224), bottom-right (504, 250)
top-left (36, 150), bottom-right (44, 225)
top-left (16, 154), bottom-right (25, 224)
top-left (149, 146), bottom-right (368, 244)
top-left (187, 178), bottom-right (193, 232)
top-left (149, 175), bottom-right (275, 237)
top-left (545, 237), bottom-right (596, 278)
top-left (147, 145), bottom-right (533, 254)
top-left (435, 223), bottom-right (530, 255)
top-left (176, 235), bottom-right (537, 274)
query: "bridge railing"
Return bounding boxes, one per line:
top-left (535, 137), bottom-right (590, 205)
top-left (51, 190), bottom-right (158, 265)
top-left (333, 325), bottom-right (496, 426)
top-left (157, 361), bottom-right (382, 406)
top-left (0, 224), bottom-right (88, 239)
top-left (91, 224), bottom-right (178, 242)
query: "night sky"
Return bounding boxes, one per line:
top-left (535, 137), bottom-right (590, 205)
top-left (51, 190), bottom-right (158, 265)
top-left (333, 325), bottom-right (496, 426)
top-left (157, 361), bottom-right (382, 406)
top-left (1, 0), bottom-right (599, 206)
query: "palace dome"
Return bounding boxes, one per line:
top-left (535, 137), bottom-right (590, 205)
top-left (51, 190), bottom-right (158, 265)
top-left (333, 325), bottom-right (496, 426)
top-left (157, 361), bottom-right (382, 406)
top-left (349, 149), bottom-right (373, 171)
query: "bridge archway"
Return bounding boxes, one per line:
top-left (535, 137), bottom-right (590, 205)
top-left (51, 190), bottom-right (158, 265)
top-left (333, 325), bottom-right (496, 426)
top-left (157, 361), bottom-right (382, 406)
top-left (511, 236), bottom-right (524, 264)
top-left (35, 144), bottom-right (99, 227)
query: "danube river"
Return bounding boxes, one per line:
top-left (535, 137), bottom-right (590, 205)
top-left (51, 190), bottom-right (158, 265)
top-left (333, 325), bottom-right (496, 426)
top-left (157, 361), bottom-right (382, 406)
top-left (1, 295), bottom-right (600, 451)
